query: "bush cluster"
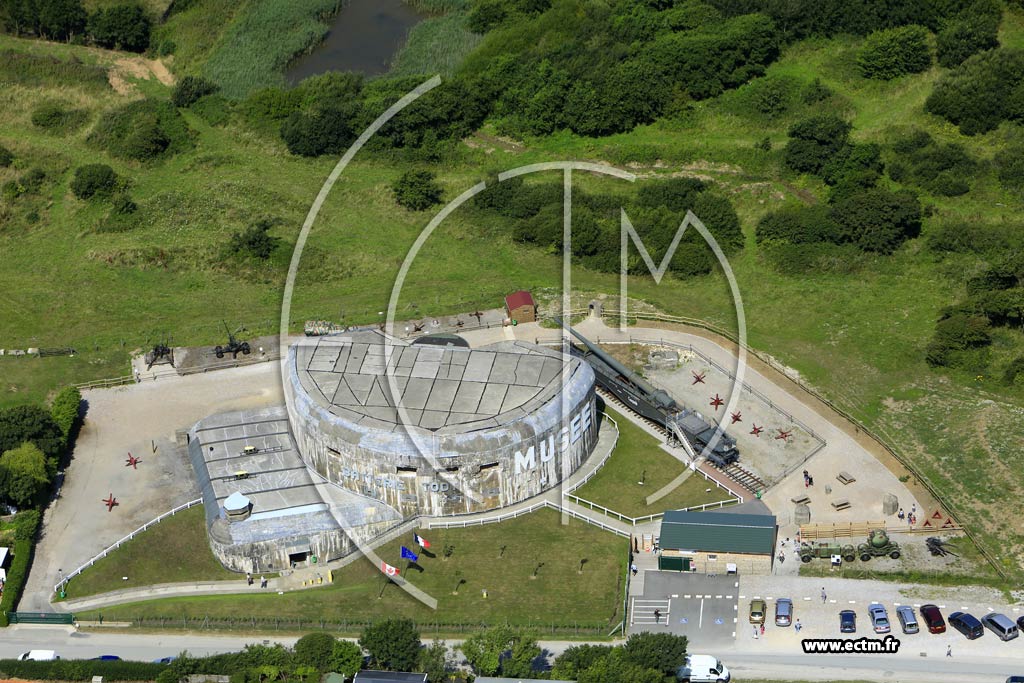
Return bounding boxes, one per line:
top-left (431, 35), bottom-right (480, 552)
top-left (0, 659), bottom-right (165, 680)
top-left (887, 130), bottom-right (976, 196)
top-left (171, 76), bottom-right (219, 109)
top-left (392, 170), bottom-right (443, 211)
top-left (70, 164), bottom-right (119, 200)
top-left (857, 25), bottom-right (932, 80)
top-left (89, 99), bottom-right (194, 161)
top-left (30, 102), bottom-right (87, 133)
top-left (0, 539), bottom-right (33, 626)
top-left (0, 144), bottom-right (12, 167)
top-left (925, 48), bottom-right (1024, 135)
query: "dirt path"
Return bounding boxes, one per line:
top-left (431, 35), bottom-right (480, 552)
top-left (108, 56), bottom-right (176, 95)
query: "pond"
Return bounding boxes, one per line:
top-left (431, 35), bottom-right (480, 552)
top-left (284, 0), bottom-right (426, 84)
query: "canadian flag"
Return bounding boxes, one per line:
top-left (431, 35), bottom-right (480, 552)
top-left (381, 561), bottom-right (400, 577)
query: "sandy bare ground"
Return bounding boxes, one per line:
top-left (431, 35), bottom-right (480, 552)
top-left (108, 56), bottom-right (175, 95)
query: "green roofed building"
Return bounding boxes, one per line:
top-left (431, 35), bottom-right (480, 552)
top-left (658, 504), bottom-right (777, 575)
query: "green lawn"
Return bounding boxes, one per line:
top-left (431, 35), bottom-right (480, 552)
top-left (575, 409), bottom-right (736, 518)
top-left (77, 509), bottom-right (627, 631)
top-left (62, 506), bottom-right (237, 599)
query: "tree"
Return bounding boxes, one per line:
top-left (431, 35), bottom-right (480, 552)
top-left (70, 164), bottom-right (119, 200)
top-left (171, 76), bottom-right (219, 108)
top-left (50, 386), bottom-right (81, 441)
top-left (551, 644), bottom-right (615, 679)
top-left (229, 219), bottom-right (279, 260)
top-left (418, 641), bottom-right (451, 683)
top-left (12, 508), bottom-right (40, 541)
top-left (622, 631), bottom-right (688, 676)
top-left (330, 640), bottom-right (362, 678)
top-left (280, 103), bottom-right (358, 157)
top-left (38, 0), bottom-right (86, 41)
top-left (857, 25), bottom-right (932, 80)
top-left (293, 633), bottom-right (336, 672)
top-left (937, 13), bottom-right (999, 68)
top-left (392, 170), bottom-right (443, 211)
top-left (359, 619), bottom-right (421, 672)
top-left (0, 443), bottom-right (50, 507)
top-left (461, 626), bottom-right (539, 678)
top-left (88, 3), bottom-right (150, 52)
top-left (575, 648), bottom-right (664, 683)
top-left (0, 405), bottom-right (64, 462)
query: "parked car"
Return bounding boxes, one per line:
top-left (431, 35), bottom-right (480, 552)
top-left (868, 604), bottom-right (891, 634)
top-left (840, 610), bottom-right (857, 633)
top-left (949, 611), bottom-right (984, 640)
top-left (154, 657), bottom-right (177, 665)
top-left (90, 656), bottom-right (121, 661)
top-left (749, 599), bottom-right (766, 625)
top-left (896, 606), bottom-right (919, 634)
top-left (18, 651), bottom-right (59, 661)
top-left (1006, 677), bottom-right (1024, 683)
top-left (1015, 615), bottom-right (1024, 632)
top-left (920, 604), bottom-right (946, 634)
top-left (775, 598), bottom-right (793, 627)
top-left (982, 613), bottom-right (1019, 641)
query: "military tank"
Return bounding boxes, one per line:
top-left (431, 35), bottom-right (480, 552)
top-left (857, 528), bottom-right (900, 561)
top-left (800, 540), bottom-right (856, 563)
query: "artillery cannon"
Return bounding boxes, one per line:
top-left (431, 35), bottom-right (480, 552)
top-left (145, 339), bottom-right (174, 369)
top-left (857, 528), bottom-right (900, 561)
top-left (214, 322), bottom-right (251, 359)
top-left (800, 540), bottom-right (856, 563)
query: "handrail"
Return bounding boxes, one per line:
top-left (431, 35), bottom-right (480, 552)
top-left (563, 492), bottom-right (738, 525)
top-left (427, 499), bottom-right (631, 538)
top-left (595, 309), bottom-right (1007, 579)
top-left (54, 498), bottom-right (203, 594)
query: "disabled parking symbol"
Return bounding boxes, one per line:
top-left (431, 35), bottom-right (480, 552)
top-left (715, 618), bottom-right (723, 625)
top-left (680, 617), bottom-right (688, 624)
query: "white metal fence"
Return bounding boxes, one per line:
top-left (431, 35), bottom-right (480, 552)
top-left (54, 498), bottom-right (203, 594)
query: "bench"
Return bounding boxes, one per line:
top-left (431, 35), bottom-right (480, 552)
top-left (790, 495), bottom-right (811, 505)
top-left (837, 471), bottom-right (856, 485)
top-left (831, 498), bottom-right (851, 511)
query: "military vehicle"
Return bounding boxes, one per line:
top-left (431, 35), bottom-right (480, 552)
top-left (857, 528), bottom-right (901, 561)
top-left (800, 540), bottom-right (856, 563)
top-left (214, 322), bottom-right (251, 359)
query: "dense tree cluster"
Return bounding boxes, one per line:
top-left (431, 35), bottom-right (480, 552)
top-left (925, 48), bottom-right (1024, 135)
top-left (936, 0), bottom-right (1001, 68)
top-left (550, 632), bottom-right (689, 682)
top-left (89, 98), bottom-right (194, 161)
top-left (857, 25), bottom-right (931, 80)
top-left (472, 175), bottom-right (742, 278)
top-left (0, 0), bottom-right (151, 51)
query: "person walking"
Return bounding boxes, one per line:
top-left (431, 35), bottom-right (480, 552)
top-left (246, 572), bottom-right (253, 586)
top-left (760, 623), bottom-right (765, 636)
top-left (946, 645), bottom-right (952, 657)
top-left (753, 624), bottom-right (759, 639)
top-left (654, 608), bottom-right (661, 624)
top-left (631, 563), bottom-right (638, 577)
top-left (821, 587), bottom-right (827, 603)
top-left (795, 619), bottom-right (802, 633)
top-left (260, 575), bottom-right (267, 588)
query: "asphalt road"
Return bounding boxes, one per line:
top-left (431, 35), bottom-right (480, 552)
top-left (3, 628), bottom-right (1024, 682)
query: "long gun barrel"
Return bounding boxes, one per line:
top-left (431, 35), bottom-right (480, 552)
top-left (553, 317), bottom-right (679, 412)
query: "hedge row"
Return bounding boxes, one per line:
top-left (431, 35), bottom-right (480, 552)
top-left (0, 659), bottom-right (167, 680)
top-left (0, 539), bottom-right (35, 627)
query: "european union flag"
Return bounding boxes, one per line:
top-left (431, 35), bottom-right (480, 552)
top-left (401, 546), bottom-right (418, 562)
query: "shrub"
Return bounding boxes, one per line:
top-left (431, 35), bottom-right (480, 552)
top-left (280, 104), bottom-right (358, 157)
top-left (244, 88), bottom-right (303, 122)
top-left (359, 619), bottom-right (421, 672)
top-left (1003, 356), bottom-right (1024, 385)
top-left (229, 219), bottom-right (279, 259)
top-left (392, 170), bottom-right (443, 211)
top-left (926, 312), bottom-right (992, 367)
top-left (30, 102), bottom-right (87, 132)
top-left (293, 633), bottom-right (336, 672)
top-left (857, 25), bottom-right (932, 80)
top-left (757, 205), bottom-right (842, 244)
top-left (1, 443), bottom-right (50, 507)
top-left (622, 631), bottom-right (688, 676)
top-left (0, 145), bottom-right (12, 167)
top-left (937, 14), bottom-right (999, 68)
top-left (70, 164), bottom-right (119, 200)
top-left (0, 405), bottom-right (64, 461)
top-left (994, 145), bottom-right (1024, 190)
top-left (829, 187), bottom-right (922, 254)
top-left (12, 508), bottom-right (40, 541)
top-left (784, 114), bottom-right (851, 175)
top-left (0, 658), bottom-right (167, 680)
top-left (171, 75), bottom-right (219, 108)
top-left (88, 3), bottom-right (151, 52)
top-left (111, 191), bottom-right (137, 215)
top-left (89, 99), bottom-right (193, 161)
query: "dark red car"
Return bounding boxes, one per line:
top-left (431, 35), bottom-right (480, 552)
top-left (920, 604), bottom-right (946, 634)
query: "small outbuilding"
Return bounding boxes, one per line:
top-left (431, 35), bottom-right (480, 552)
top-left (504, 290), bottom-right (536, 324)
top-left (658, 506), bottom-right (777, 575)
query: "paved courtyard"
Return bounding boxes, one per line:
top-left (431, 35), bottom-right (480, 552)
top-left (630, 573), bottom-right (739, 648)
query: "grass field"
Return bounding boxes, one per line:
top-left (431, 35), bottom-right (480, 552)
top-left (62, 506), bottom-right (237, 599)
top-left (575, 409), bottom-right (737, 518)
top-left (76, 509), bottom-right (627, 629)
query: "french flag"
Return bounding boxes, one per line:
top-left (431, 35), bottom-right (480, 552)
top-left (381, 561), bottom-right (400, 577)
top-left (414, 533), bottom-right (431, 549)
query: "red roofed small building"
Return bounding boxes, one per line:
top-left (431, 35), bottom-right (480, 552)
top-left (505, 290), bottom-right (536, 324)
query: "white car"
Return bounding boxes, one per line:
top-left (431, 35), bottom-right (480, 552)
top-left (19, 650), bottom-right (59, 661)
top-left (868, 604), bottom-right (891, 634)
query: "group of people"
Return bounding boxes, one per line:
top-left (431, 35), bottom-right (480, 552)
top-left (802, 470), bottom-right (815, 487)
top-left (897, 505), bottom-right (917, 527)
top-left (246, 572), bottom-right (268, 588)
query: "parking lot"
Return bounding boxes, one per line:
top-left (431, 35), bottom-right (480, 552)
top-left (631, 573), bottom-right (739, 648)
top-left (735, 575), bottom-right (1024, 659)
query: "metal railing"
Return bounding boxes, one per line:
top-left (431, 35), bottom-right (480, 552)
top-left (563, 492), bottom-right (738, 526)
top-left (427, 499), bottom-right (631, 539)
top-left (563, 412), bottom-right (620, 495)
top-left (55, 498), bottom-right (202, 594)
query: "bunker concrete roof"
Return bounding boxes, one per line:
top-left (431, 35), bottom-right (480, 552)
top-left (660, 509), bottom-right (777, 555)
top-left (294, 330), bottom-right (584, 433)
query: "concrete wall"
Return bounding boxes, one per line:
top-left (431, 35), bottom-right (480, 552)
top-left (286, 350), bottom-right (599, 517)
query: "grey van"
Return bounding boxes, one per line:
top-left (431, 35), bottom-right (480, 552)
top-left (983, 613), bottom-right (1019, 641)
top-left (896, 606), bottom-right (919, 634)
top-left (775, 598), bottom-right (793, 626)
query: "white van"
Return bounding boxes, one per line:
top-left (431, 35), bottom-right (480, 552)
top-left (18, 650), bottom-right (60, 661)
top-left (677, 654), bottom-right (731, 682)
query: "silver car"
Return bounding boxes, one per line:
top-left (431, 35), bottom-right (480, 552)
top-left (775, 598), bottom-right (793, 626)
top-left (868, 603), bottom-right (891, 634)
top-left (896, 605), bottom-right (919, 634)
